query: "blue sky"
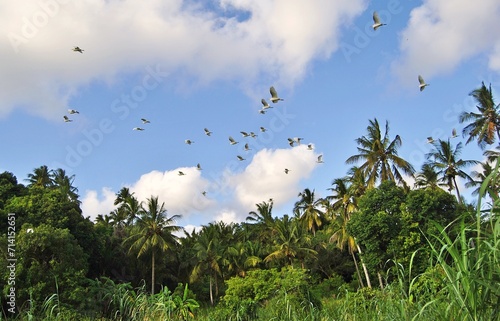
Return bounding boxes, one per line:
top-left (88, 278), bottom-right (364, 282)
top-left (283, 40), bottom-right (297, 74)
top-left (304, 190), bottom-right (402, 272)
top-left (1, 0), bottom-right (500, 231)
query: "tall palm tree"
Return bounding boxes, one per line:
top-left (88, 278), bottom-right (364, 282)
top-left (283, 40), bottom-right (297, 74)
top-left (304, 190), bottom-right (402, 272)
top-left (125, 196), bottom-right (181, 294)
top-left (51, 168), bottom-right (79, 202)
top-left (326, 177), bottom-right (371, 288)
top-left (190, 223), bottom-right (226, 306)
top-left (425, 139), bottom-right (478, 201)
top-left (114, 188), bottom-right (141, 225)
top-left (26, 165), bottom-right (53, 188)
top-left (294, 188), bottom-right (324, 236)
top-left (346, 118), bottom-right (415, 188)
top-left (459, 82), bottom-right (500, 149)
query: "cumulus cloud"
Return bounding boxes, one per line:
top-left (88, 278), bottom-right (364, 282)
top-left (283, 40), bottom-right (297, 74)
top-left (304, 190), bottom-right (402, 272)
top-left (391, 0), bottom-right (500, 87)
top-left (128, 167), bottom-right (214, 218)
top-left (80, 187), bottom-right (116, 221)
top-left (229, 145), bottom-right (320, 211)
top-left (0, 0), bottom-right (365, 119)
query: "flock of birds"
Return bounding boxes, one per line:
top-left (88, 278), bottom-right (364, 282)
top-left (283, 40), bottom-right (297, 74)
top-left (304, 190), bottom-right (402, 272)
top-left (64, 11), bottom-right (433, 198)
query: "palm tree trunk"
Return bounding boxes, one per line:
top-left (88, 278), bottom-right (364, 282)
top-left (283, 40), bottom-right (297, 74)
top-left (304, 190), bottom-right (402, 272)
top-left (453, 177), bottom-right (462, 202)
top-left (209, 276), bottom-right (214, 306)
top-left (356, 243), bottom-right (372, 288)
top-left (151, 251), bottom-right (155, 294)
top-left (377, 271), bottom-right (384, 290)
top-left (351, 251), bottom-right (365, 288)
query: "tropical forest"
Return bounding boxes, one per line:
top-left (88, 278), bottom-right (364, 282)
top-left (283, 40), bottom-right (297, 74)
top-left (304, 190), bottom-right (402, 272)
top-left (1, 82), bottom-right (500, 320)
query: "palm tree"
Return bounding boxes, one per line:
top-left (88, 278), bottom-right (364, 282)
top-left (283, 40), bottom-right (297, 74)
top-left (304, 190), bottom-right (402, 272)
top-left (190, 223), bottom-right (226, 305)
top-left (325, 177), bottom-right (371, 288)
top-left (466, 160), bottom-right (500, 201)
top-left (346, 118), bottom-right (415, 188)
top-left (125, 196), bottom-right (181, 294)
top-left (294, 188), bottom-right (324, 236)
top-left (26, 165), bottom-right (53, 188)
top-left (246, 200), bottom-right (276, 244)
top-left (459, 82), bottom-right (500, 149)
top-left (51, 168), bottom-right (79, 202)
top-left (413, 163), bottom-right (444, 190)
top-left (264, 215), bottom-right (317, 267)
top-left (425, 139), bottom-right (478, 201)
top-left (114, 188), bottom-right (141, 225)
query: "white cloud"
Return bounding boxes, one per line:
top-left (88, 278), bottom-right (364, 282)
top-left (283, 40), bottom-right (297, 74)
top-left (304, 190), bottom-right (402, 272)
top-left (80, 187), bottom-right (116, 221)
top-left (229, 145), bottom-right (319, 211)
top-left (0, 0), bottom-right (365, 119)
top-left (391, 0), bottom-right (500, 87)
top-left (129, 167), bottom-right (214, 219)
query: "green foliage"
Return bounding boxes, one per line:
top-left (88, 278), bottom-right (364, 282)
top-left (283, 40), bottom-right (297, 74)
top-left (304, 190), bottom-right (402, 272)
top-left (218, 267), bottom-right (319, 320)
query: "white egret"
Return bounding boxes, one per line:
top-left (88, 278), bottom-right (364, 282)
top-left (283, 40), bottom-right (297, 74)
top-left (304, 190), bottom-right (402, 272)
top-left (185, 139), bottom-right (194, 145)
top-left (229, 136), bottom-right (239, 145)
top-left (63, 115), bottom-right (73, 122)
top-left (317, 155), bottom-right (324, 163)
top-left (270, 86), bottom-right (284, 103)
top-left (72, 46), bottom-right (84, 53)
top-left (68, 109), bottom-right (79, 114)
top-left (204, 128), bottom-right (212, 136)
top-left (372, 11), bottom-right (386, 30)
top-left (418, 75), bottom-right (429, 91)
top-left (141, 118), bottom-right (150, 124)
top-left (133, 127), bottom-right (144, 131)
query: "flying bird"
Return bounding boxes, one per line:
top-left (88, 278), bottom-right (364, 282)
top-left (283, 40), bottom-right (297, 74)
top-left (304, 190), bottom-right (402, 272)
top-left (202, 191), bottom-right (207, 197)
top-left (229, 136), bottom-right (239, 145)
top-left (196, 163), bottom-right (202, 170)
top-left (372, 11), bottom-right (386, 30)
top-left (204, 128), bottom-right (212, 136)
top-left (316, 155), bottom-right (324, 163)
top-left (270, 86), bottom-right (284, 103)
top-left (418, 75), bottom-right (429, 91)
top-left (68, 109), bottom-right (79, 114)
top-left (260, 127), bottom-right (267, 132)
top-left (133, 127), bottom-right (144, 131)
top-left (244, 143), bottom-right (251, 151)
top-left (427, 137), bottom-right (434, 144)
top-left (185, 139), bottom-right (194, 145)
top-left (287, 138), bottom-right (295, 147)
top-left (261, 99), bottom-right (272, 109)
top-left (284, 168), bottom-right (290, 174)
top-left (72, 46), bottom-right (84, 53)
top-left (240, 131), bottom-right (250, 137)
top-left (451, 128), bottom-right (458, 138)
top-left (307, 144), bottom-right (314, 150)
top-left (178, 171), bottom-right (186, 176)
top-left (250, 132), bottom-right (258, 138)
top-left (293, 137), bottom-right (304, 145)
top-left (141, 118), bottom-right (150, 124)
top-left (63, 115), bottom-right (73, 122)
top-left (237, 155), bottom-right (245, 161)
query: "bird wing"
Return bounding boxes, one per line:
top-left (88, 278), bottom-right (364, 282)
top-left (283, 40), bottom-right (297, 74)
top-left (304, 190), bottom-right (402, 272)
top-left (229, 136), bottom-right (235, 143)
top-left (261, 99), bottom-right (269, 107)
top-left (270, 86), bottom-right (278, 98)
top-left (418, 75), bottom-right (425, 85)
top-left (373, 11), bottom-right (380, 24)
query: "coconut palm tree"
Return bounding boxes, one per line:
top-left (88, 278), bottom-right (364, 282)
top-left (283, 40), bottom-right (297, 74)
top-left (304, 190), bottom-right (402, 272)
top-left (325, 177), bottom-right (372, 288)
top-left (294, 188), bottom-right (324, 236)
top-left (264, 215), bottom-right (317, 267)
top-left (125, 196), bottom-right (181, 294)
top-left (51, 168), bottom-right (79, 202)
top-left (466, 160), bottom-right (500, 201)
top-left (459, 82), bottom-right (500, 149)
top-left (114, 188), bottom-right (141, 225)
top-left (346, 118), bottom-right (415, 189)
top-left (26, 165), bottom-right (53, 188)
top-left (190, 223), bottom-right (226, 306)
top-left (246, 200), bottom-right (276, 243)
top-left (425, 139), bottom-right (478, 202)
top-left (413, 163), bottom-right (444, 190)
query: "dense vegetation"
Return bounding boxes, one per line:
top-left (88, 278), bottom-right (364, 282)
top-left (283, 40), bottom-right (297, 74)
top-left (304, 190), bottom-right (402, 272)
top-left (1, 82), bottom-right (500, 320)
